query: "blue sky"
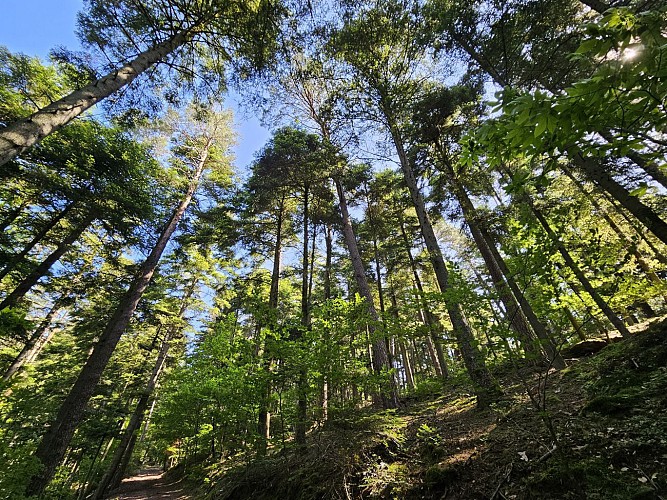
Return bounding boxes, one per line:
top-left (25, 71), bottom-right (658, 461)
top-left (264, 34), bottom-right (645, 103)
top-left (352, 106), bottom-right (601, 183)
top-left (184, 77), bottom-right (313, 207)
top-left (0, 0), bottom-right (270, 172)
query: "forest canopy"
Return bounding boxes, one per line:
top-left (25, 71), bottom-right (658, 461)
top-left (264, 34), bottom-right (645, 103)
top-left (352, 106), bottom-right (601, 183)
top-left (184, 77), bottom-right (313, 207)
top-left (0, 0), bottom-right (666, 498)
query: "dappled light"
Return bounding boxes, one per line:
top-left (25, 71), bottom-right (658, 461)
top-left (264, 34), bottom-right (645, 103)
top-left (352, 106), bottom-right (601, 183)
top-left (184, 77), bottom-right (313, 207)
top-left (0, 1), bottom-right (666, 499)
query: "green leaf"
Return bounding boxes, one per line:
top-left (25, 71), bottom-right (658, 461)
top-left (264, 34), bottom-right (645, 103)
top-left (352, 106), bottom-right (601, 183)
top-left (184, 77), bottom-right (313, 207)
top-left (535, 117), bottom-right (547, 137)
top-left (629, 183), bottom-right (648, 197)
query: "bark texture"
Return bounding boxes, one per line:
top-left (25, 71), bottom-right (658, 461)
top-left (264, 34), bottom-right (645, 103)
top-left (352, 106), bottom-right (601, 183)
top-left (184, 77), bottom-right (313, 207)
top-left (0, 32), bottom-right (190, 166)
top-left (335, 178), bottom-right (399, 409)
top-left (25, 138), bottom-right (210, 496)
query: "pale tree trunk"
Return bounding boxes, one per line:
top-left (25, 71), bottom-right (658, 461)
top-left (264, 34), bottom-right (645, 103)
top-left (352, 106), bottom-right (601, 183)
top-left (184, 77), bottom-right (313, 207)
top-left (0, 31), bottom-right (191, 166)
top-left (26, 138), bottom-right (211, 497)
top-left (334, 178), bottom-right (399, 409)
top-left (0, 211), bottom-right (95, 311)
top-left (387, 122), bottom-right (500, 406)
top-left (0, 199), bottom-right (77, 281)
top-left (2, 297), bottom-right (65, 381)
top-left (442, 160), bottom-right (564, 368)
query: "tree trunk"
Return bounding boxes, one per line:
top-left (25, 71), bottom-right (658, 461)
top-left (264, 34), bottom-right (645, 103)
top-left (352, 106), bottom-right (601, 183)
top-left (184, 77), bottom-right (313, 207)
top-left (563, 165), bottom-right (666, 290)
top-left (296, 186), bottom-right (309, 446)
top-left (334, 178), bottom-right (399, 409)
top-left (2, 297), bottom-right (64, 381)
top-left (452, 35), bottom-right (667, 248)
top-left (387, 123), bottom-right (499, 406)
top-left (0, 31), bottom-right (191, 166)
top-left (518, 187), bottom-right (632, 338)
top-left (569, 151), bottom-right (667, 247)
top-left (0, 211), bottom-right (95, 311)
top-left (442, 161), bottom-right (564, 368)
top-left (0, 199), bottom-right (77, 281)
top-left (398, 217), bottom-right (448, 378)
top-left (257, 197), bottom-right (285, 456)
top-left (25, 138), bottom-right (210, 497)
top-left (324, 223), bottom-right (333, 300)
top-left (579, 0), bottom-right (613, 13)
top-left (0, 199), bottom-right (29, 234)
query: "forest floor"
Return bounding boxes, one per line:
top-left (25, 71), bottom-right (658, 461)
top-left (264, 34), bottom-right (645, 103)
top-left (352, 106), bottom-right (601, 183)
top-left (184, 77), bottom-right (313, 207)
top-left (105, 467), bottom-right (192, 500)
top-left (184, 318), bottom-right (666, 499)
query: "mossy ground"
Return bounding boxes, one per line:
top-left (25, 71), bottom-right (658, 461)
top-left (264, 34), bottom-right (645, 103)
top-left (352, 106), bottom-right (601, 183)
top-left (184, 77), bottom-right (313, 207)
top-left (194, 320), bottom-right (667, 499)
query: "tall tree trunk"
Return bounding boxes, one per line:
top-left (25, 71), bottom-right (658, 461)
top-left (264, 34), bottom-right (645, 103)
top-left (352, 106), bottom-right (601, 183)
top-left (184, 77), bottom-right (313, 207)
top-left (510, 181), bottom-right (632, 339)
top-left (579, 0), bottom-right (614, 13)
top-left (92, 280), bottom-right (196, 499)
top-left (0, 31), bottom-right (191, 166)
top-left (334, 178), bottom-right (399, 409)
top-left (0, 199), bottom-right (77, 281)
top-left (257, 197), bottom-right (285, 456)
top-left (562, 165), bottom-right (666, 290)
top-left (569, 151), bottom-right (667, 247)
top-left (322, 222), bottom-right (333, 422)
top-left (452, 36), bottom-right (667, 247)
top-left (398, 218), bottom-right (448, 379)
top-left (597, 130), bottom-right (667, 190)
top-left (296, 186), bottom-right (309, 446)
top-left (25, 138), bottom-right (211, 497)
top-left (2, 297), bottom-right (65, 381)
top-left (0, 211), bottom-right (95, 311)
top-left (0, 199), bottom-right (29, 234)
top-left (442, 160), bottom-right (563, 368)
top-left (387, 122), bottom-right (499, 406)
top-left (324, 223), bottom-right (333, 300)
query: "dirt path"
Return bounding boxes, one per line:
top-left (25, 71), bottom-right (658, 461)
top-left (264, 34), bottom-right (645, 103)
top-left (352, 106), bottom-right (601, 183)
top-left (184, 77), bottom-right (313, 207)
top-left (105, 467), bottom-right (192, 499)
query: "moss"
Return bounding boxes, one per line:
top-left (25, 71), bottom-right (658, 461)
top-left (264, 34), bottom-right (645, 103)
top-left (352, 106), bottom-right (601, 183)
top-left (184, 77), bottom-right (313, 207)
top-left (424, 464), bottom-right (458, 486)
top-left (526, 457), bottom-right (659, 500)
top-left (584, 393), bottom-right (640, 415)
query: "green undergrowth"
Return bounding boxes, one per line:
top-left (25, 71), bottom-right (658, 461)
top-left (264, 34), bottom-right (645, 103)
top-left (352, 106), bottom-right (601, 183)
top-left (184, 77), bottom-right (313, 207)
top-left (190, 322), bottom-right (666, 499)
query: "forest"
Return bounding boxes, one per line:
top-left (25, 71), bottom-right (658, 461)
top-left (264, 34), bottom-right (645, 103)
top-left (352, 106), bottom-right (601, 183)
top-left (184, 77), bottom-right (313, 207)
top-left (0, 0), bottom-right (666, 498)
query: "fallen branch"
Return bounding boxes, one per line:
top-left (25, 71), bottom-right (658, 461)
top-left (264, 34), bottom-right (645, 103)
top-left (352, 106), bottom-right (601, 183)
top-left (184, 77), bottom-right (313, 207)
top-left (536, 445), bottom-right (558, 464)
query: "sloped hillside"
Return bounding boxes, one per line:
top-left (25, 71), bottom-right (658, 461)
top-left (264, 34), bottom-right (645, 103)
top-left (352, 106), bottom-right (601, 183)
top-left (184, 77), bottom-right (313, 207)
top-left (199, 321), bottom-right (667, 499)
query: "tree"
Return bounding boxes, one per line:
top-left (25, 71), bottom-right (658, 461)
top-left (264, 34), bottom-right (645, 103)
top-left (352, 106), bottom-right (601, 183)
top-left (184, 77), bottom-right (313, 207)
top-left (0, 0), bottom-right (283, 166)
top-left (26, 106), bottom-right (235, 496)
top-left (330, 0), bottom-right (500, 406)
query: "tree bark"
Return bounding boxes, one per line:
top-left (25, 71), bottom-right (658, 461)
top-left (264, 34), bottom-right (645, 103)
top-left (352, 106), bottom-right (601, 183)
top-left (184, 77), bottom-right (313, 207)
top-left (0, 199), bottom-right (77, 281)
top-left (562, 165), bottom-right (666, 290)
top-left (442, 160), bottom-right (563, 368)
top-left (0, 211), bottom-right (94, 311)
top-left (92, 280), bottom-right (196, 499)
top-left (25, 137), bottom-right (210, 497)
top-left (334, 178), bottom-right (399, 409)
top-left (451, 33), bottom-right (667, 248)
top-left (0, 31), bottom-right (191, 166)
top-left (324, 223), bottom-right (333, 300)
top-left (0, 199), bottom-right (29, 234)
top-left (519, 188), bottom-right (632, 338)
top-left (2, 297), bottom-right (66, 381)
top-left (398, 217), bottom-right (448, 379)
top-left (257, 196), bottom-right (285, 456)
top-left (569, 151), bottom-right (667, 247)
top-left (387, 122), bottom-right (500, 406)
top-left (296, 186), bottom-right (309, 446)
